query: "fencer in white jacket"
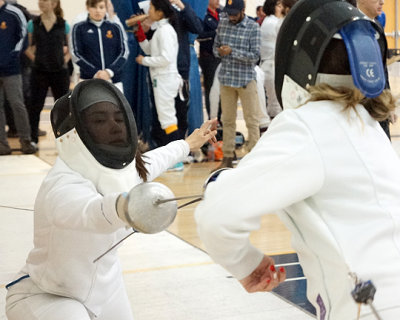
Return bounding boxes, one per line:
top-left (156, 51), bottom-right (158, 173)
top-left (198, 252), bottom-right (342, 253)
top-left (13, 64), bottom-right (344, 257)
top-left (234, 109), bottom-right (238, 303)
top-left (5, 79), bottom-right (217, 320)
top-left (195, 1), bottom-right (400, 319)
top-left (137, 16), bottom-right (181, 134)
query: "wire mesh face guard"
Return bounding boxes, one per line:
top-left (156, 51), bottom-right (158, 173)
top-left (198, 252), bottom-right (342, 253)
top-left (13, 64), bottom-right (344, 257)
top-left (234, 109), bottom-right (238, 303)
top-left (274, 0), bottom-right (387, 107)
top-left (51, 79), bottom-right (138, 169)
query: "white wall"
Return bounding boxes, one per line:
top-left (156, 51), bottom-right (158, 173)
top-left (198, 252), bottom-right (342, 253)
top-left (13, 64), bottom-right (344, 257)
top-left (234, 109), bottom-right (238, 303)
top-left (17, 0), bottom-right (86, 23)
top-left (17, 0), bottom-right (263, 24)
top-left (245, 0), bottom-right (265, 17)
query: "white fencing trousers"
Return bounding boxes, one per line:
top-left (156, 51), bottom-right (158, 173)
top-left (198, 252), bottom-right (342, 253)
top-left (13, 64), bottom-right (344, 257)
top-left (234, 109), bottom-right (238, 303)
top-left (260, 59), bottom-right (282, 118)
top-left (6, 277), bottom-right (134, 320)
top-left (152, 73), bottom-right (181, 130)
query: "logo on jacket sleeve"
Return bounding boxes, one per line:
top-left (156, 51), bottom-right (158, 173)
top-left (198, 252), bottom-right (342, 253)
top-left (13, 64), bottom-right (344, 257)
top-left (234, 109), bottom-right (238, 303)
top-left (0, 21), bottom-right (7, 30)
top-left (106, 30), bottom-right (113, 39)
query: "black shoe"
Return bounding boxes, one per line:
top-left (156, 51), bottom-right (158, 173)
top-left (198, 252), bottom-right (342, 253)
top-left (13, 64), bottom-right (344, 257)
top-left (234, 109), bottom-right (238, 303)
top-left (0, 142), bottom-right (12, 155)
top-left (38, 129), bottom-right (47, 137)
top-left (260, 126), bottom-right (268, 135)
top-left (20, 139), bottom-right (38, 154)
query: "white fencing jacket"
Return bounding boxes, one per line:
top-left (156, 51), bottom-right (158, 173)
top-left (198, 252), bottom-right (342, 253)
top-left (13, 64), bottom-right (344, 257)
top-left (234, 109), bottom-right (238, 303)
top-left (139, 18), bottom-right (179, 78)
top-left (195, 101), bottom-right (400, 319)
top-left (15, 140), bottom-right (189, 317)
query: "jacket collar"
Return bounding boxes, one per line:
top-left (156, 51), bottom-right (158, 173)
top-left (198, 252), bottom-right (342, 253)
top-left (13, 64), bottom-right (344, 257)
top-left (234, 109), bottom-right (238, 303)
top-left (151, 18), bottom-right (169, 30)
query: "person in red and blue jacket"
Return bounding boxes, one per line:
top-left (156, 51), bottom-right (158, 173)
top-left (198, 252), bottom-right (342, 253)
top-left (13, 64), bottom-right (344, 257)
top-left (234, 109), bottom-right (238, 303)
top-left (70, 0), bottom-right (129, 92)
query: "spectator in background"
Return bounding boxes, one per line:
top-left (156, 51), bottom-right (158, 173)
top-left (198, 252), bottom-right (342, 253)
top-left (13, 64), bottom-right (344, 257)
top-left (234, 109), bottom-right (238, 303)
top-left (376, 10), bottom-right (385, 29)
top-left (147, 0), bottom-right (203, 170)
top-left (25, 0), bottom-right (70, 146)
top-left (198, 0), bottom-right (221, 120)
top-left (135, 0), bottom-right (182, 148)
top-left (70, 0), bottom-right (129, 92)
top-left (4, 0), bottom-right (32, 138)
top-left (168, 0), bottom-right (203, 141)
top-left (212, 0), bottom-right (261, 171)
top-left (255, 5), bottom-right (266, 25)
top-left (281, 0), bottom-right (297, 15)
top-left (0, 0), bottom-right (37, 155)
top-left (260, 0), bottom-right (284, 120)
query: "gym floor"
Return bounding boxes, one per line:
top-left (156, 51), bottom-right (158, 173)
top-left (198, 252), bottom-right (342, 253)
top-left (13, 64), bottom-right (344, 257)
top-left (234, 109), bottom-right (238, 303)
top-left (1, 64), bottom-right (400, 319)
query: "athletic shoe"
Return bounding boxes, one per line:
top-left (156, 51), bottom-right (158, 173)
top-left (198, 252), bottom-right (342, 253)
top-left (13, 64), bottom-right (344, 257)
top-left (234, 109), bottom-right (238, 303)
top-left (0, 142), bottom-right (11, 155)
top-left (167, 161), bottom-right (184, 172)
top-left (20, 139), bottom-right (38, 154)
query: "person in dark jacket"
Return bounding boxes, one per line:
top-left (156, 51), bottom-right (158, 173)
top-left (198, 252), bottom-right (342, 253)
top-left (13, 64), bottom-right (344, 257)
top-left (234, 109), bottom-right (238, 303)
top-left (198, 0), bottom-right (220, 120)
top-left (70, 0), bottom-right (129, 92)
top-left (25, 0), bottom-right (71, 145)
top-left (0, 0), bottom-right (37, 155)
top-left (4, 0), bottom-right (33, 138)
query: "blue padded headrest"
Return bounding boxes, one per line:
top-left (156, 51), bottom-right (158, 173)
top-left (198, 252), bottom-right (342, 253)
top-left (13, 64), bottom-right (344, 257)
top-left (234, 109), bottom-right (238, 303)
top-left (339, 20), bottom-right (385, 98)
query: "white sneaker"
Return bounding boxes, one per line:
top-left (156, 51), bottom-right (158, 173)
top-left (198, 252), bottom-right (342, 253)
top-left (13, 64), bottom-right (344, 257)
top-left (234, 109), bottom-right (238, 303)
top-left (167, 161), bottom-right (184, 172)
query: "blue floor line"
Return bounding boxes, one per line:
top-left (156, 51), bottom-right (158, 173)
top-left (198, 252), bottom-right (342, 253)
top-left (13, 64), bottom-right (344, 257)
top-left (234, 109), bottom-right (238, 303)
top-left (271, 253), bottom-right (316, 316)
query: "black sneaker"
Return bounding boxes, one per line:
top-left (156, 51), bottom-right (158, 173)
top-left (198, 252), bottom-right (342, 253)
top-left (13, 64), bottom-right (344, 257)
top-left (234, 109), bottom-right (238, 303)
top-left (0, 142), bottom-right (12, 155)
top-left (20, 139), bottom-right (38, 154)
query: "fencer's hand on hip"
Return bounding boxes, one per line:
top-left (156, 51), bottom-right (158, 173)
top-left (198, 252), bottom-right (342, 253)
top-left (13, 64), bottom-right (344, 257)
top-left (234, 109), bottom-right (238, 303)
top-left (239, 255), bottom-right (286, 293)
top-left (185, 118), bottom-right (218, 151)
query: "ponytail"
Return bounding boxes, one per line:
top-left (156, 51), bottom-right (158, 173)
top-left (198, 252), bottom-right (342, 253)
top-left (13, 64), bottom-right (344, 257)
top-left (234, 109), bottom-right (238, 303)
top-left (54, 0), bottom-right (64, 18)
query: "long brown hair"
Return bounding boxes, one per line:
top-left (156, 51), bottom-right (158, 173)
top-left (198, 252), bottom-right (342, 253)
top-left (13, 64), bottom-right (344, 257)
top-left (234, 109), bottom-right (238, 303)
top-left (53, 0), bottom-right (64, 18)
top-left (135, 149), bottom-right (149, 182)
top-left (307, 84), bottom-right (395, 122)
top-left (308, 37), bottom-right (395, 121)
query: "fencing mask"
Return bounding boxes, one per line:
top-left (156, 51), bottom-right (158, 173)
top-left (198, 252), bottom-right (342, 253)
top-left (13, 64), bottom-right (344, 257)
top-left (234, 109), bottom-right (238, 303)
top-left (51, 79), bottom-right (139, 194)
top-left (275, 0), bottom-right (387, 109)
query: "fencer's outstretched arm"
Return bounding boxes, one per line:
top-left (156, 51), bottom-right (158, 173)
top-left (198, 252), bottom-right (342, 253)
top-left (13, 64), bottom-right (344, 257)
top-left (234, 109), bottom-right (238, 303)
top-left (185, 118), bottom-right (218, 151)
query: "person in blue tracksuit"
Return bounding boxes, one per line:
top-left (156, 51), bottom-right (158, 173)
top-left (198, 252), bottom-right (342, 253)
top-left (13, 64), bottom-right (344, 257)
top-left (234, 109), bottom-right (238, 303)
top-left (70, 0), bottom-right (129, 92)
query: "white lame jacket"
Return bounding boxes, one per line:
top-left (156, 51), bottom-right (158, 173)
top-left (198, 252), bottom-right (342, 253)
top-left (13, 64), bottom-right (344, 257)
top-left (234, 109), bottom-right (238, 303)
top-left (195, 101), bottom-right (400, 319)
top-left (17, 139), bottom-right (189, 317)
top-left (139, 18), bottom-right (179, 77)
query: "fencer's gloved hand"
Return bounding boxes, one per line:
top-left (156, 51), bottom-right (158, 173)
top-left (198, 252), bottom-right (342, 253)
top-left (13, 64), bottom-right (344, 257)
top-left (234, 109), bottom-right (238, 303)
top-left (134, 21), bottom-right (147, 42)
top-left (115, 182), bottom-right (178, 234)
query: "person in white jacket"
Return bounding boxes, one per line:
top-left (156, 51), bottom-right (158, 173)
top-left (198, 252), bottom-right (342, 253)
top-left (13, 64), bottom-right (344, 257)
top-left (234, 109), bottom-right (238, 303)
top-left (259, 0), bottom-right (284, 119)
top-left (5, 79), bottom-right (217, 320)
top-left (195, 1), bottom-right (400, 319)
top-left (135, 0), bottom-right (182, 144)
